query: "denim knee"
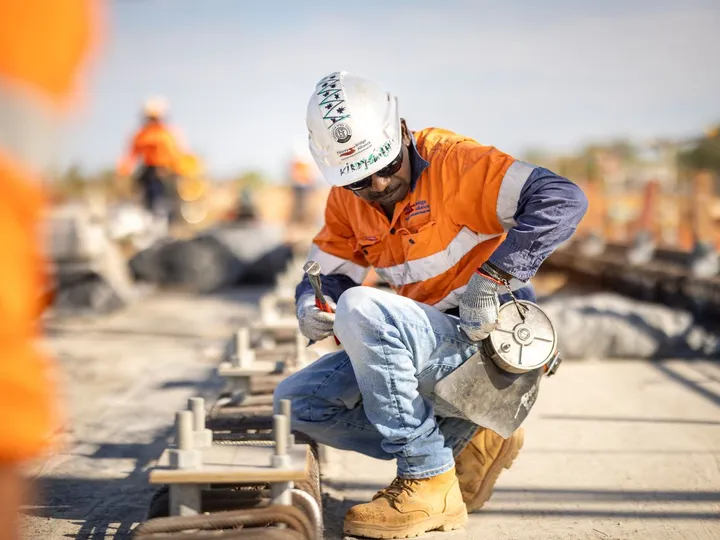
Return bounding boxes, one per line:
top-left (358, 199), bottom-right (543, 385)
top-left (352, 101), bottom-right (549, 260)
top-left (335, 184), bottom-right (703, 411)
top-left (272, 376), bottom-right (306, 423)
top-left (272, 377), bottom-right (290, 412)
top-left (334, 286), bottom-right (386, 342)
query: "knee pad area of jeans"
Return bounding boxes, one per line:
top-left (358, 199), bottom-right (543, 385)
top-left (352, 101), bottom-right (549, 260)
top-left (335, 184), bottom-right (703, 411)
top-left (335, 286), bottom-right (387, 330)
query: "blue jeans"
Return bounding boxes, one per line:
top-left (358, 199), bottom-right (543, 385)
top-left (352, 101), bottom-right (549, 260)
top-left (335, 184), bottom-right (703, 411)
top-left (274, 285), bottom-right (535, 479)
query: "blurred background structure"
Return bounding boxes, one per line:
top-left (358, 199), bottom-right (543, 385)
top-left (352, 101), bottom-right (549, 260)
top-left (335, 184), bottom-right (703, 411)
top-left (13, 1), bottom-right (720, 539)
top-left (47, 0), bottom-right (720, 263)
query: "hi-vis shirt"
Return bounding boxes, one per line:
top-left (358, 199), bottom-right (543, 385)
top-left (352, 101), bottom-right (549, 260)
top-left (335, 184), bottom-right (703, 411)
top-left (296, 127), bottom-right (587, 311)
top-left (117, 122), bottom-right (184, 176)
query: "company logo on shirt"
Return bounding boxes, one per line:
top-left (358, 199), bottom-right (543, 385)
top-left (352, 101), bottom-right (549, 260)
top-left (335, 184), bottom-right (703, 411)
top-left (404, 200), bottom-right (430, 220)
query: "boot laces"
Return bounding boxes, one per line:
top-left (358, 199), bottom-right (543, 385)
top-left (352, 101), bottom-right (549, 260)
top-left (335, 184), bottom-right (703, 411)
top-left (374, 477), bottom-right (421, 502)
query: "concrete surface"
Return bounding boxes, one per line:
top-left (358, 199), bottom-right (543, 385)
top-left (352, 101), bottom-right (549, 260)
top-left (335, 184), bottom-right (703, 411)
top-left (322, 360), bottom-right (720, 540)
top-left (20, 287), bottom-right (720, 540)
top-left (22, 288), bottom-right (263, 540)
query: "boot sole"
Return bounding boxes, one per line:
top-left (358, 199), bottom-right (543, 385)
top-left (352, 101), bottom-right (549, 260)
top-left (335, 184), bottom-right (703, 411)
top-left (343, 505), bottom-right (468, 539)
top-left (466, 428), bottom-right (525, 512)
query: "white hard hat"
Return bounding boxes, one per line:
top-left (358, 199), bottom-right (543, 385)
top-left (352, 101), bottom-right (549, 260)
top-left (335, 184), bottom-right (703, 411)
top-left (143, 95), bottom-right (169, 118)
top-left (306, 72), bottom-right (401, 187)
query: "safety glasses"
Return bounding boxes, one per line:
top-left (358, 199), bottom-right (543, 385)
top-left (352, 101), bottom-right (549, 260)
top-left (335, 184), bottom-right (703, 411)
top-left (343, 148), bottom-right (404, 191)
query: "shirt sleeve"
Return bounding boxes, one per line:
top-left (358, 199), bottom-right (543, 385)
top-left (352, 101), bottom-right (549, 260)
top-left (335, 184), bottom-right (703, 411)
top-left (448, 141), bottom-right (587, 282)
top-left (487, 166), bottom-right (588, 281)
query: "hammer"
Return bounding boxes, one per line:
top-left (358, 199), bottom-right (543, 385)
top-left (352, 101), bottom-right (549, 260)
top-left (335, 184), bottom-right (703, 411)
top-left (303, 261), bottom-right (333, 314)
top-left (303, 260), bottom-right (340, 345)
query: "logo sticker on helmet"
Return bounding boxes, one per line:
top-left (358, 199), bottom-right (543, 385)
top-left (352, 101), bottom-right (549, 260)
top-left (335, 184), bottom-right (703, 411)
top-left (332, 123), bottom-right (352, 144)
top-left (337, 139), bottom-right (371, 161)
top-left (339, 147), bottom-right (356, 158)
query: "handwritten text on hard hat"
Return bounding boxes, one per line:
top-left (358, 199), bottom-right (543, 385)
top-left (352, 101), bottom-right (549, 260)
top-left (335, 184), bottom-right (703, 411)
top-left (339, 140), bottom-right (394, 177)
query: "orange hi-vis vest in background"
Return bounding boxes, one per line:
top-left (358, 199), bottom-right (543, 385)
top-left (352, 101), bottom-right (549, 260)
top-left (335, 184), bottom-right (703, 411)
top-left (290, 158), bottom-right (315, 187)
top-left (117, 122), bottom-right (185, 176)
top-left (308, 128), bottom-right (534, 311)
top-left (0, 0), bottom-right (98, 462)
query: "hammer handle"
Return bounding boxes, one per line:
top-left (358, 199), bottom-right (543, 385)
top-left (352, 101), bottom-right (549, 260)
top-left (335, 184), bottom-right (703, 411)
top-left (315, 297), bottom-right (334, 313)
top-left (315, 298), bottom-right (340, 345)
top-left (308, 275), bottom-right (326, 304)
top-left (306, 273), bottom-right (341, 345)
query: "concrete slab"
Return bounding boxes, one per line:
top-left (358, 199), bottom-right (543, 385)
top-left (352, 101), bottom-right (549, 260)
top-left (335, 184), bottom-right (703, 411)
top-left (21, 289), bottom-right (263, 540)
top-left (21, 282), bottom-right (720, 540)
top-left (322, 360), bottom-right (720, 540)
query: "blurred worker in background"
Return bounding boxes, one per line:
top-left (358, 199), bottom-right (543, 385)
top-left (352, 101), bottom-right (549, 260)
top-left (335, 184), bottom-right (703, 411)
top-left (275, 72), bottom-right (588, 538)
top-left (117, 96), bottom-right (188, 230)
top-left (288, 145), bottom-right (317, 224)
top-left (0, 1), bottom-right (100, 539)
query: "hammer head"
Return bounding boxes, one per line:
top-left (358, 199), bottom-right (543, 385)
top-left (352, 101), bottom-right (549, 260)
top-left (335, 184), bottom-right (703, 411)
top-left (303, 260), bottom-right (321, 277)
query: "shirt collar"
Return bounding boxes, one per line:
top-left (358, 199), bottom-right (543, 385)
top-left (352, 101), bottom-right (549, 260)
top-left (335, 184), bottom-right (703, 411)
top-left (408, 131), bottom-right (430, 191)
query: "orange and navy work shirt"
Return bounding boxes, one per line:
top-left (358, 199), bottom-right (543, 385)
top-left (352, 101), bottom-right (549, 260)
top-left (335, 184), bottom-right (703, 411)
top-left (296, 127), bottom-right (587, 312)
top-left (0, 0), bottom-right (99, 462)
top-left (117, 122), bottom-right (184, 176)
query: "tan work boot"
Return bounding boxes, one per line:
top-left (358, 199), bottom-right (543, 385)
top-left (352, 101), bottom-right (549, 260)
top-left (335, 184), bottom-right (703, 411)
top-left (343, 467), bottom-right (467, 539)
top-left (455, 427), bottom-right (524, 512)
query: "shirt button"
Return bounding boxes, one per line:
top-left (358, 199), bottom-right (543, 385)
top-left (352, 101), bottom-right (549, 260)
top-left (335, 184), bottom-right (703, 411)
top-left (363, 249), bottom-right (369, 255)
top-left (408, 238), bottom-right (415, 245)
top-left (390, 228), bottom-right (396, 234)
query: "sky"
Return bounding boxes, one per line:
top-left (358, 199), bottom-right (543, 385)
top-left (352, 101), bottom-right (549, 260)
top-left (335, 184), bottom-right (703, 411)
top-left (63, 0), bottom-right (720, 180)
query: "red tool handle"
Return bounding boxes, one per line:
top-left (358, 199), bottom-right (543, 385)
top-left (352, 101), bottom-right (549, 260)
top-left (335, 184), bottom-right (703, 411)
top-left (315, 297), bottom-right (341, 345)
top-left (315, 297), bottom-right (332, 313)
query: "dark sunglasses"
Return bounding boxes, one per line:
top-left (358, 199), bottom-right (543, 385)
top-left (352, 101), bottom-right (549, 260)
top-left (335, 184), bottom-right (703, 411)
top-left (343, 148), bottom-right (404, 191)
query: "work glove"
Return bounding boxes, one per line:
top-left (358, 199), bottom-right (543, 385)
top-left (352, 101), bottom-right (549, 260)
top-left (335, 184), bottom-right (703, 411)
top-left (297, 293), bottom-right (336, 342)
top-left (459, 270), bottom-right (501, 341)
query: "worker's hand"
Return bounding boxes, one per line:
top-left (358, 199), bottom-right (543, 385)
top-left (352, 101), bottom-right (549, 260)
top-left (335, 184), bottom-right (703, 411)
top-left (297, 294), bottom-right (336, 342)
top-left (459, 271), bottom-right (500, 341)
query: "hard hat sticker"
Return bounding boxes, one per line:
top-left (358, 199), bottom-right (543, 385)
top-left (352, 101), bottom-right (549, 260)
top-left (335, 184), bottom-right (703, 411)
top-left (316, 72), bottom-right (350, 128)
top-left (332, 123), bottom-right (352, 143)
top-left (337, 139), bottom-right (372, 160)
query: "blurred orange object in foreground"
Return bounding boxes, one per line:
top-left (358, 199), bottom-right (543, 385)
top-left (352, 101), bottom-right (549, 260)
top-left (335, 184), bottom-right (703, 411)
top-left (0, 2), bottom-right (102, 537)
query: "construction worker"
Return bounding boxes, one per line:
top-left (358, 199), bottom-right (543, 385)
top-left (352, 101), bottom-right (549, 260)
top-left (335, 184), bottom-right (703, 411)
top-left (288, 146), bottom-right (317, 224)
top-left (274, 72), bottom-right (588, 538)
top-left (0, 1), bottom-right (99, 539)
top-left (117, 96), bottom-right (185, 226)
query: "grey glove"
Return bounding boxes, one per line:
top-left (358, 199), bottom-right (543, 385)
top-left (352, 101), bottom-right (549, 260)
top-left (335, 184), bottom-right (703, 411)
top-left (459, 271), bottom-right (500, 341)
top-left (297, 294), bottom-right (336, 342)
